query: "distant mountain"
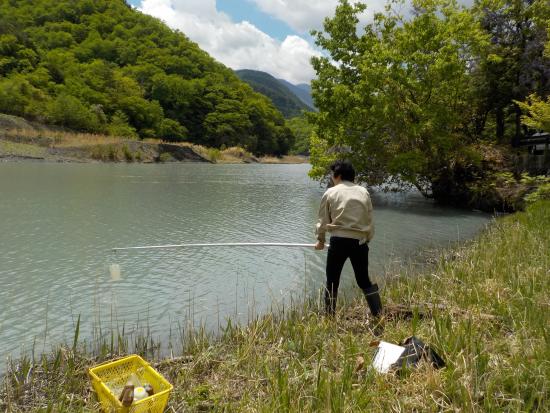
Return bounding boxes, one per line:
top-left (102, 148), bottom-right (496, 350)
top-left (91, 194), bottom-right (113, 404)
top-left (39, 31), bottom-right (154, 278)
top-left (277, 79), bottom-right (315, 110)
top-left (235, 69), bottom-right (312, 118)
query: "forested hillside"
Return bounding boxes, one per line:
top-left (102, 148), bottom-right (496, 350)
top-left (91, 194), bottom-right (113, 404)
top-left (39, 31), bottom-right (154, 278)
top-left (0, 0), bottom-right (294, 155)
top-left (235, 69), bottom-right (312, 118)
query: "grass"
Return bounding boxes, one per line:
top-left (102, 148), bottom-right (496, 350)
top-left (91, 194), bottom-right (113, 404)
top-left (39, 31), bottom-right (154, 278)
top-left (1, 202), bottom-right (548, 412)
top-left (259, 155), bottom-right (309, 164)
top-left (1, 127), bottom-right (131, 148)
top-left (188, 145), bottom-right (257, 164)
top-left (0, 140), bottom-right (47, 158)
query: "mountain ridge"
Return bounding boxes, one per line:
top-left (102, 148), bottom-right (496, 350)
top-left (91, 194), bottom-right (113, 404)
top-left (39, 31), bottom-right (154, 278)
top-left (276, 79), bottom-right (315, 110)
top-left (235, 69), bottom-right (313, 118)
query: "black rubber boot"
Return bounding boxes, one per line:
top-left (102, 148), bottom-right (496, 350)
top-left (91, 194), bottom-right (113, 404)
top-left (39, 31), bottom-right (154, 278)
top-left (363, 284), bottom-right (383, 317)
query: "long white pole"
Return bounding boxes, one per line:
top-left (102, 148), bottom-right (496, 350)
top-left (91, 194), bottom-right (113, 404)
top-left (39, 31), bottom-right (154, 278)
top-left (112, 242), bottom-right (325, 252)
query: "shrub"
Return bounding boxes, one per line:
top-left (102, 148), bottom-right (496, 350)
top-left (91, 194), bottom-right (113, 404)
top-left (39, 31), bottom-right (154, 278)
top-left (106, 111), bottom-right (138, 139)
top-left (107, 145), bottom-right (119, 161)
top-left (0, 75), bottom-right (46, 118)
top-left (524, 182), bottom-right (550, 205)
top-left (206, 148), bottom-right (221, 163)
top-left (46, 93), bottom-right (102, 132)
top-left (122, 145), bottom-right (133, 162)
top-left (223, 146), bottom-right (251, 159)
top-left (158, 118), bottom-right (187, 141)
top-left (90, 144), bottom-right (121, 161)
top-left (158, 152), bottom-right (172, 162)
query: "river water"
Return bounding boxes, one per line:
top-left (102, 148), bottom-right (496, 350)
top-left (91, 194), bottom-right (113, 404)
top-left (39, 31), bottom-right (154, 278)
top-left (0, 163), bottom-right (491, 364)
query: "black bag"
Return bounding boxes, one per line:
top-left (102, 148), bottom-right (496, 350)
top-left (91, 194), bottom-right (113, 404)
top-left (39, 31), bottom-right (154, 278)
top-left (391, 336), bottom-right (445, 372)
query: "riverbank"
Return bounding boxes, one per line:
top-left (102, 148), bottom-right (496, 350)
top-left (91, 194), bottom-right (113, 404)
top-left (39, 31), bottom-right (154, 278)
top-left (1, 201), bottom-right (548, 411)
top-left (0, 114), bottom-right (308, 165)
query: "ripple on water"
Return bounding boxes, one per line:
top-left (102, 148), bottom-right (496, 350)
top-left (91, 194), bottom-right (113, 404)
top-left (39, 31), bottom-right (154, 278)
top-left (0, 163), bottom-right (491, 366)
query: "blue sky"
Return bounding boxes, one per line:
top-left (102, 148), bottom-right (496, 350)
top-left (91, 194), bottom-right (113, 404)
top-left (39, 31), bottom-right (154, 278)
top-left (125, 1), bottom-right (386, 83)
top-left (128, 0), bottom-right (298, 41)
top-left (215, 0), bottom-right (298, 41)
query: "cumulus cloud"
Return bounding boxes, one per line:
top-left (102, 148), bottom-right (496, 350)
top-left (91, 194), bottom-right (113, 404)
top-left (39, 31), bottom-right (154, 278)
top-left (249, 0), bottom-right (388, 34)
top-left (251, 0), bottom-right (476, 34)
top-left (138, 0), bottom-right (322, 84)
top-left (250, 0), bottom-right (339, 33)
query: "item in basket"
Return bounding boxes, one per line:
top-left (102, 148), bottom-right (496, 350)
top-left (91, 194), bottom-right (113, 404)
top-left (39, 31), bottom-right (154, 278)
top-left (144, 383), bottom-right (154, 396)
top-left (128, 373), bottom-right (142, 387)
top-left (134, 386), bottom-right (148, 401)
top-left (119, 384), bottom-right (134, 407)
top-left (89, 355), bottom-right (173, 412)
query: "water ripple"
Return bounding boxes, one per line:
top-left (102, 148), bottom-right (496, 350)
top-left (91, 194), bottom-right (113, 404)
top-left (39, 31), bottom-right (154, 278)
top-left (0, 163), bottom-right (491, 365)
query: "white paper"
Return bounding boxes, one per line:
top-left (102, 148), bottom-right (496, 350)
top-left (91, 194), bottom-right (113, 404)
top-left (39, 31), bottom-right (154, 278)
top-left (372, 341), bottom-right (406, 373)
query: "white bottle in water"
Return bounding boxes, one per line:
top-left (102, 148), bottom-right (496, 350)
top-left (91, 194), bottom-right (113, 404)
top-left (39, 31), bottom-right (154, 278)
top-left (109, 264), bottom-right (121, 281)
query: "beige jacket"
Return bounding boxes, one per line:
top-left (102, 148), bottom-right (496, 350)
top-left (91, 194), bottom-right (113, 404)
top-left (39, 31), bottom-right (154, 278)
top-left (315, 181), bottom-right (374, 244)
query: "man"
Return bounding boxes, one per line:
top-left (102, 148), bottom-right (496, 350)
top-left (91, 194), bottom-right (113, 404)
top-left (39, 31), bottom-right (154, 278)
top-left (315, 160), bottom-right (382, 317)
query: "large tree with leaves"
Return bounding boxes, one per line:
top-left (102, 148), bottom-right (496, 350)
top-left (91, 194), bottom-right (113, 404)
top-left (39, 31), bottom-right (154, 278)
top-left (309, 0), bottom-right (489, 198)
top-left (473, 0), bottom-right (550, 144)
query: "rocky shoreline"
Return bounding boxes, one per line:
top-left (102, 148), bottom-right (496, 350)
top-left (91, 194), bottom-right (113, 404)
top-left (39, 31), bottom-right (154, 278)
top-left (0, 114), bottom-right (308, 164)
top-left (0, 140), bottom-right (308, 164)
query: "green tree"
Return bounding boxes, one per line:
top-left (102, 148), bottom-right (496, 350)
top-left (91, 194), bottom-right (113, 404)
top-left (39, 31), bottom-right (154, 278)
top-left (106, 110), bottom-right (137, 138)
top-left (158, 118), bottom-right (188, 141)
top-left (287, 115), bottom-right (313, 155)
top-left (46, 93), bottom-right (102, 131)
top-left (473, 0), bottom-right (550, 143)
top-left (204, 99), bottom-right (252, 148)
top-left (41, 50), bottom-right (78, 84)
top-left (0, 74), bottom-right (48, 118)
top-left (0, 34), bottom-right (38, 75)
top-left (516, 94), bottom-right (550, 132)
top-left (150, 73), bottom-right (197, 123)
top-left (244, 92), bottom-right (295, 155)
top-left (310, 0), bottom-right (488, 198)
top-left (118, 96), bottom-right (164, 137)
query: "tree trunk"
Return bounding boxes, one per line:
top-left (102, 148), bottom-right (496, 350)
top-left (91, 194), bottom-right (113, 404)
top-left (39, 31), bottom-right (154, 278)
top-left (513, 104), bottom-right (522, 147)
top-left (496, 107), bottom-right (505, 143)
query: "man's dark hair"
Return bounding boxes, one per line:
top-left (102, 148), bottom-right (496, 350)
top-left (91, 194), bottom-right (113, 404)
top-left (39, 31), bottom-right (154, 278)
top-left (330, 160), bottom-right (355, 182)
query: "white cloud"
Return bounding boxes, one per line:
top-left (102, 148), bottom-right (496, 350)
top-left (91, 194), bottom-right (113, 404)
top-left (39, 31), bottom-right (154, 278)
top-left (250, 0), bottom-right (339, 33)
top-left (251, 0), bottom-right (476, 34)
top-left (138, 0), bottom-right (322, 84)
top-left (249, 0), bottom-right (388, 34)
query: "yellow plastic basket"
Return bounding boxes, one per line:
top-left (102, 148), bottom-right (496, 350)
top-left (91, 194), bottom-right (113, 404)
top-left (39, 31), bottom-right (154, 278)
top-left (89, 355), bottom-right (173, 413)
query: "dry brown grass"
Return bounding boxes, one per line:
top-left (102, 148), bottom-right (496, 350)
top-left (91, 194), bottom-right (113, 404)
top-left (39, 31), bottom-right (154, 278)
top-left (218, 146), bottom-right (257, 163)
top-left (2, 127), bottom-right (130, 148)
top-left (259, 155), bottom-right (309, 164)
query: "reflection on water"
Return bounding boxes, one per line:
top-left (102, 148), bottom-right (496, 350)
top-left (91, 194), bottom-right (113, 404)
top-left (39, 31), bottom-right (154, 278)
top-left (0, 163), bottom-right (491, 364)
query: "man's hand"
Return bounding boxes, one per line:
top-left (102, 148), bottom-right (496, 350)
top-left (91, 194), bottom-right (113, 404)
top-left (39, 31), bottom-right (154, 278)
top-left (315, 240), bottom-right (325, 250)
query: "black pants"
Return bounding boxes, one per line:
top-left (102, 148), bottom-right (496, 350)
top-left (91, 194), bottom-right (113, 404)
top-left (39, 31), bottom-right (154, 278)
top-left (325, 236), bottom-right (372, 314)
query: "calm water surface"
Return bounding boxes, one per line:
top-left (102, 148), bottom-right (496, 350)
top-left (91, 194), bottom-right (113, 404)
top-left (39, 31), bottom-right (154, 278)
top-left (0, 163), bottom-right (491, 364)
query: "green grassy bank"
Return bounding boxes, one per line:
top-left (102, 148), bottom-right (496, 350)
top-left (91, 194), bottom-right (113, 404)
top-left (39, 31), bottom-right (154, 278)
top-left (1, 202), bottom-right (549, 412)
